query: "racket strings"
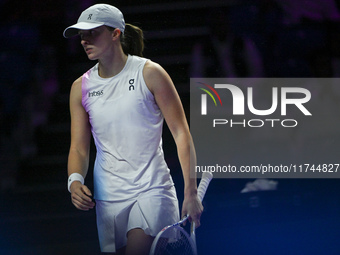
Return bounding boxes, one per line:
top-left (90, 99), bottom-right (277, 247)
top-left (153, 227), bottom-right (195, 255)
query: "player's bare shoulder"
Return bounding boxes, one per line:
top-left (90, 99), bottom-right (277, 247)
top-left (70, 76), bottom-right (83, 97)
top-left (71, 76), bottom-right (83, 90)
top-left (143, 60), bottom-right (173, 94)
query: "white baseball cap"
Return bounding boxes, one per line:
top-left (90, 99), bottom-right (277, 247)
top-left (63, 4), bottom-right (125, 38)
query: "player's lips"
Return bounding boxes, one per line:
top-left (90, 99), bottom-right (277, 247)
top-left (85, 47), bottom-right (92, 53)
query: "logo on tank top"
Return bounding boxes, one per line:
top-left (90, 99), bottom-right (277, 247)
top-left (88, 90), bottom-right (103, 97)
top-left (129, 79), bottom-right (135, 91)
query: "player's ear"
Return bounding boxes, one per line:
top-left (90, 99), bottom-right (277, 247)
top-left (112, 28), bottom-right (121, 40)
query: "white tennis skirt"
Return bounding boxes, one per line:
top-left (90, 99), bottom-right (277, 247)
top-left (96, 186), bottom-right (180, 252)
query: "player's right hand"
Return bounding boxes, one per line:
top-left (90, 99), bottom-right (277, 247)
top-left (70, 181), bottom-right (95, 211)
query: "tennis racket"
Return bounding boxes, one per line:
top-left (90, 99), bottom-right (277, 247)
top-left (149, 171), bottom-right (213, 255)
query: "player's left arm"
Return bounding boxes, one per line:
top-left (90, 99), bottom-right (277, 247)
top-left (143, 60), bottom-right (203, 227)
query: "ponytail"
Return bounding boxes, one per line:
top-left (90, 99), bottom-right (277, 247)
top-left (121, 24), bottom-right (144, 57)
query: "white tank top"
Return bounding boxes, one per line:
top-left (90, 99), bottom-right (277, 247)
top-left (82, 55), bottom-right (174, 201)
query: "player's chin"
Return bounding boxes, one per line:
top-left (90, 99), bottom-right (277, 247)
top-left (87, 55), bottom-right (98, 61)
top-left (85, 52), bottom-right (98, 61)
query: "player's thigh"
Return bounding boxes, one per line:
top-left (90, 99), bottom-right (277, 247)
top-left (126, 228), bottom-right (154, 255)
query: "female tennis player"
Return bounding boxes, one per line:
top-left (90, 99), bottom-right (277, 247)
top-left (63, 4), bottom-right (203, 255)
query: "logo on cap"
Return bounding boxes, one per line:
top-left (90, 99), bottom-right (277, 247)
top-left (88, 14), bottom-right (92, 20)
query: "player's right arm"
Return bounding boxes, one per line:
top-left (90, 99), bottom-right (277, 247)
top-left (68, 76), bottom-right (95, 211)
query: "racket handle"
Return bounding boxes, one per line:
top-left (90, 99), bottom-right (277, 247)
top-left (197, 171), bottom-right (213, 202)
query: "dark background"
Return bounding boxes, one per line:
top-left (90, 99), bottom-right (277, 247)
top-left (1, 0), bottom-right (340, 254)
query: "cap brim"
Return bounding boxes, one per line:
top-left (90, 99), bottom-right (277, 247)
top-left (63, 22), bottom-right (105, 38)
